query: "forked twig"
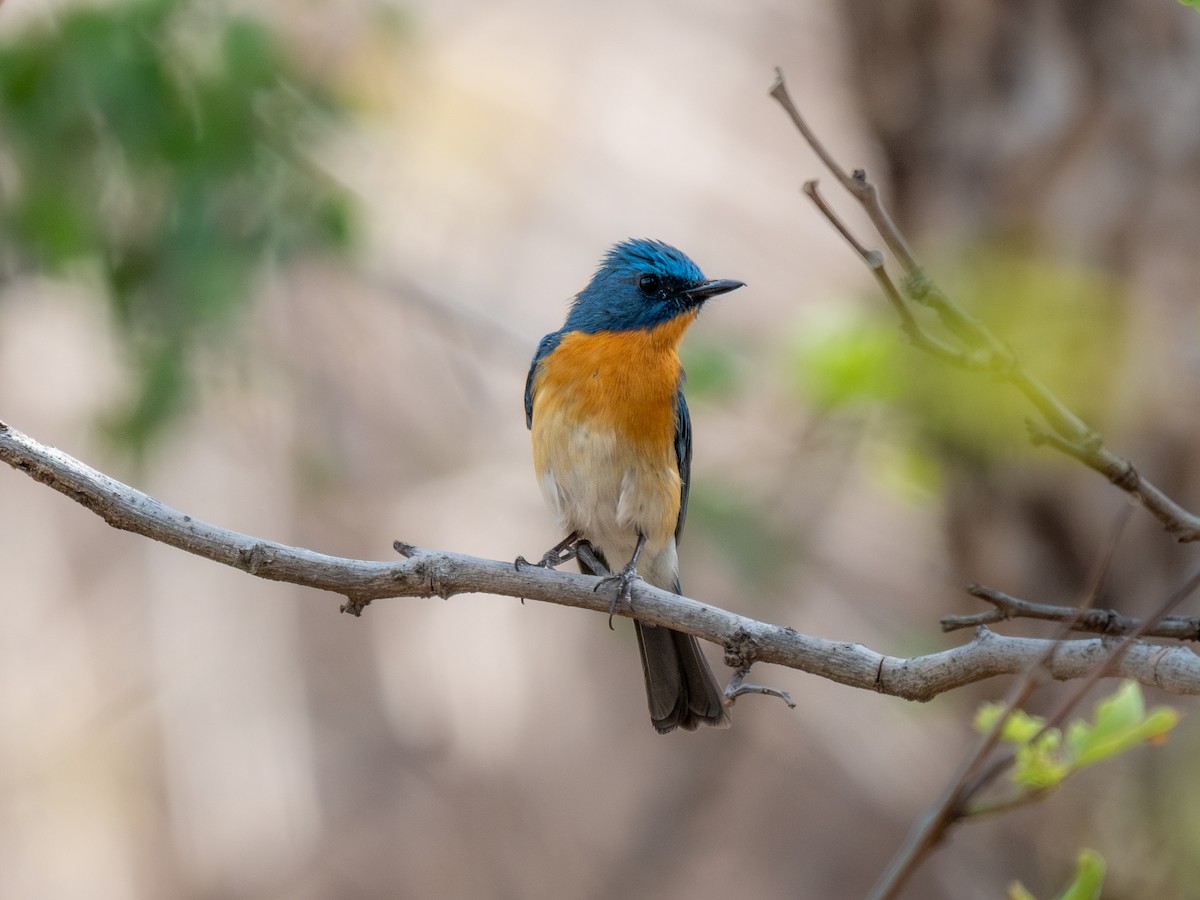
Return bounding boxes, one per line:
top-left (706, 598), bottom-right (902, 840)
top-left (770, 68), bottom-right (1200, 543)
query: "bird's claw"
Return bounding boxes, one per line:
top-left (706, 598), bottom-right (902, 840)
top-left (514, 547), bottom-right (576, 572)
top-left (595, 562), bottom-right (642, 629)
top-left (515, 536), bottom-right (580, 572)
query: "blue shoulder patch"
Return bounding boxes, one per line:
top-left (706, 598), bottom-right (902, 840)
top-left (673, 384), bottom-right (692, 542)
top-left (524, 331), bottom-right (564, 428)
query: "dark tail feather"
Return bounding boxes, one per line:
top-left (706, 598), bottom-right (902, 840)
top-left (581, 543), bottom-right (729, 734)
top-left (635, 620), bottom-right (729, 734)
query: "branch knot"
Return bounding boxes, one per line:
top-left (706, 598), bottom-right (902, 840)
top-left (724, 626), bottom-right (762, 669)
top-left (238, 542), bottom-right (276, 575)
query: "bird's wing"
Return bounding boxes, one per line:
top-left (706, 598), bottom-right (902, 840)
top-left (524, 332), bottom-right (564, 429)
top-left (674, 384), bottom-right (693, 543)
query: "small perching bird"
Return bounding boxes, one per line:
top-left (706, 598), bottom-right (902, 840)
top-left (522, 239), bottom-right (743, 733)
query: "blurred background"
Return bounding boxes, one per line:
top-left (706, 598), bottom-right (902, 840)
top-left (2, 0), bottom-right (1200, 897)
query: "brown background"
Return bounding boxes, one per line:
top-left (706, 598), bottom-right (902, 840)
top-left (3, 1), bottom-right (1200, 897)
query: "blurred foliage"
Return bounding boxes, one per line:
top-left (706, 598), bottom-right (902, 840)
top-left (1009, 848), bottom-right (1105, 900)
top-left (974, 681), bottom-right (1180, 793)
top-left (0, 0), bottom-right (356, 455)
top-left (687, 485), bottom-right (793, 588)
top-left (792, 316), bottom-right (902, 409)
top-left (681, 340), bottom-right (740, 400)
top-left (865, 439), bottom-right (943, 504)
top-left (791, 248), bottom-right (1125, 479)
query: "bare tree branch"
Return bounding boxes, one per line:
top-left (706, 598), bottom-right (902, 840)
top-left (4, 418), bottom-right (1200, 703)
top-left (943, 584), bottom-right (1200, 641)
top-left (769, 68), bottom-right (1200, 543)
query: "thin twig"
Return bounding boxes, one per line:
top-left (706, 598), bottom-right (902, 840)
top-left (942, 584), bottom-right (1200, 640)
top-left (867, 675), bottom-right (1042, 900)
top-left (770, 69), bottom-right (1200, 543)
top-left (724, 668), bottom-right (796, 708)
top-left (1026, 420), bottom-right (1200, 541)
top-left (1034, 565), bottom-right (1200, 736)
top-left (802, 181), bottom-right (978, 367)
top-left (770, 68), bottom-right (919, 272)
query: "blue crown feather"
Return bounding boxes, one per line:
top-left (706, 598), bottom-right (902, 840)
top-left (599, 238), bottom-right (707, 284)
top-left (564, 239), bottom-right (711, 334)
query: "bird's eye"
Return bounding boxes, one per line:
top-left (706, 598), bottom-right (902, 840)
top-left (637, 274), bottom-right (662, 295)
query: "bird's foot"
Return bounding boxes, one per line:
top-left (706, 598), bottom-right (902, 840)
top-left (514, 533), bottom-right (580, 572)
top-left (595, 560), bottom-right (643, 629)
top-left (591, 532), bottom-right (648, 629)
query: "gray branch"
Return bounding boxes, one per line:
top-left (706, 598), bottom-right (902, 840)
top-left (4, 418), bottom-right (1200, 702)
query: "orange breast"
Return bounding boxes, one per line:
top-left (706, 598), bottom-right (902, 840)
top-left (533, 311), bottom-right (695, 448)
top-left (529, 312), bottom-right (696, 554)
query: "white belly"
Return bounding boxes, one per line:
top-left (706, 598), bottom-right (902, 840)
top-left (538, 419), bottom-right (680, 591)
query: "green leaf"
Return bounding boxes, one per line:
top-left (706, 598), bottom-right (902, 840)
top-left (1007, 883), bottom-right (1037, 900)
top-left (1013, 732), bottom-right (1068, 789)
top-left (1055, 848), bottom-right (1106, 900)
top-left (974, 682), bottom-right (1180, 796)
top-left (973, 703), bottom-right (1046, 744)
top-left (1066, 681), bottom-right (1181, 770)
top-left (973, 701), bottom-right (1005, 733)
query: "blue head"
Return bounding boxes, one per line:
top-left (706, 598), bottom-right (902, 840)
top-left (563, 238), bottom-right (743, 334)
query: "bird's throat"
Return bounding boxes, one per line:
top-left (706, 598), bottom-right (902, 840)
top-left (533, 312), bottom-right (697, 442)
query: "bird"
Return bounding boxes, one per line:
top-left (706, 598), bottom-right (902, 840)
top-left (521, 238), bottom-right (743, 733)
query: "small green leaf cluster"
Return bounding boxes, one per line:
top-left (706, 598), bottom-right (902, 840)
top-left (975, 680), bottom-right (1179, 791)
top-left (980, 682), bottom-right (1176, 899)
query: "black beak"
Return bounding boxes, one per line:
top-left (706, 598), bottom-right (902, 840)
top-left (683, 278), bottom-right (745, 302)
